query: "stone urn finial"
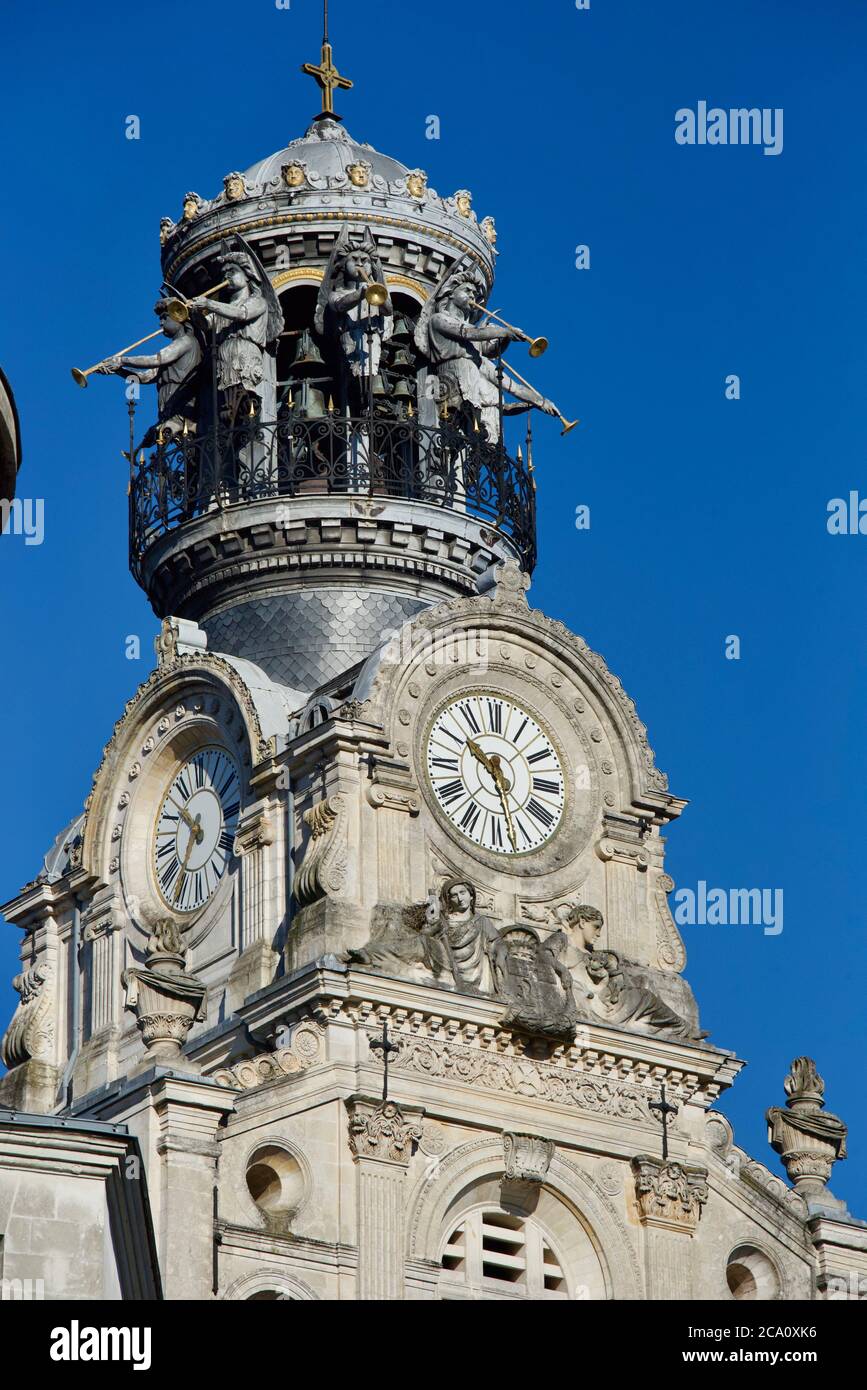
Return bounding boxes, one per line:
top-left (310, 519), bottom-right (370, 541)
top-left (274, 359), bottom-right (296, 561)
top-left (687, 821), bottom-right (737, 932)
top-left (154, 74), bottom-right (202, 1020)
top-left (122, 918), bottom-right (207, 1068)
top-left (767, 1057), bottom-right (847, 1199)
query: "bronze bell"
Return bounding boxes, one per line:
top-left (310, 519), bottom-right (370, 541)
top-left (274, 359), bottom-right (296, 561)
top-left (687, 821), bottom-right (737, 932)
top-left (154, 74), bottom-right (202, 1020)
top-left (389, 346), bottom-right (415, 371)
top-left (370, 372), bottom-right (389, 397)
top-left (290, 329), bottom-right (325, 371)
top-left (390, 314), bottom-right (413, 343)
top-left (392, 377), bottom-right (413, 399)
top-left (292, 379), bottom-right (327, 418)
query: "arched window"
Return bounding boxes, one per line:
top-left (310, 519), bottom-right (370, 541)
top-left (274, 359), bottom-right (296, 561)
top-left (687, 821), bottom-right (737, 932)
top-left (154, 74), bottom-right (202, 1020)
top-left (440, 1206), bottom-right (571, 1300)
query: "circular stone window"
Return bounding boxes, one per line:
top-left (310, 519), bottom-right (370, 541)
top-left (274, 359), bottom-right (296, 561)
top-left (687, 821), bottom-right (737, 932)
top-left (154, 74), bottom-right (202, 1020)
top-left (245, 1146), bottom-right (306, 1221)
top-left (726, 1245), bottom-right (781, 1301)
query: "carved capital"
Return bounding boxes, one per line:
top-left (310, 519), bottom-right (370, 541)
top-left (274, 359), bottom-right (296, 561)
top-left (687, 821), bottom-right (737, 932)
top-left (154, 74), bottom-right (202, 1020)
top-left (234, 807), bottom-right (276, 856)
top-left (347, 1099), bottom-right (423, 1166)
top-left (366, 781), bottom-right (420, 815)
top-left (632, 1155), bottom-right (708, 1234)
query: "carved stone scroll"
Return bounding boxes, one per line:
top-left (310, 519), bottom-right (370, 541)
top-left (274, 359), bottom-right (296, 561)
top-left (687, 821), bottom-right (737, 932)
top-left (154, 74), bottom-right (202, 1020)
top-left (0, 964), bottom-right (54, 1069)
top-left (294, 795), bottom-right (348, 905)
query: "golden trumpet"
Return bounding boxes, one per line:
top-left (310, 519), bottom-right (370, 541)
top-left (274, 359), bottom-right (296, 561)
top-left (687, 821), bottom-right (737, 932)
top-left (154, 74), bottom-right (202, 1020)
top-left (471, 300), bottom-right (548, 357)
top-left (164, 279), bottom-right (231, 323)
top-left (360, 270), bottom-right (389, 308)
top-left (71, 329), bottom-right (166, 388)
top-left (502, 357), bottom-right (579, 436)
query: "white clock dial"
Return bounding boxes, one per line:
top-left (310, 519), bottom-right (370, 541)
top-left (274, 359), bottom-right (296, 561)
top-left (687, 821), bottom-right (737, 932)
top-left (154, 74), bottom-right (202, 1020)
top-left (426, 694), bottom-right (564, 854)
top-left (153, 747), bottom-right (241, 913)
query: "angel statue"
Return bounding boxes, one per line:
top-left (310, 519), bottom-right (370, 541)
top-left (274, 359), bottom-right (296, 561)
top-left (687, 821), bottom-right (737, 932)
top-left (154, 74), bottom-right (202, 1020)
top-left (315, 225), bottom-right (393, 400)
top-left (185, 237), bottom-right (283, 416)
top-left (414, 260), bottom-right (557, 441)
top-left (96, 298), bottom-right (202, 450)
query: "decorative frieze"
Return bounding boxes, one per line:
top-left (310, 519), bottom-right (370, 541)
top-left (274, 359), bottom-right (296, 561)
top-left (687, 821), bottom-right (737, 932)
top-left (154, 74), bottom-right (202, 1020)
top-left (389, 1033), bottom-right (663, 1123)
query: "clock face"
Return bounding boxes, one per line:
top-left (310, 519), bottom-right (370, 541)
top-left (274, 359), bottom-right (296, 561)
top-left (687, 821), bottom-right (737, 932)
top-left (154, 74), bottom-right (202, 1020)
top-left (426, 694), bottom-right (565, 855)
top-left (153, 747), bottom-right (241, 913)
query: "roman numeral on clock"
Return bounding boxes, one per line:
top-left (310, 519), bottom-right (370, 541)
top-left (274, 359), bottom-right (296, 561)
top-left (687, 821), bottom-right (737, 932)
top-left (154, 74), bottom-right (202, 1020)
top-left (160, 859), bottom-right (181, 894)
top-left (486, 699), bottom-right (503, 734)
top-left (427, 698), bottom-right (564, 855)
top-left (526, 796), bottom-right (556, 829)
top-left (437, 779), bottom-right (465, 806)
top-left (532, 776), bottom-right (561, 795)
top-left (526, 747), bottom-right (554, 765)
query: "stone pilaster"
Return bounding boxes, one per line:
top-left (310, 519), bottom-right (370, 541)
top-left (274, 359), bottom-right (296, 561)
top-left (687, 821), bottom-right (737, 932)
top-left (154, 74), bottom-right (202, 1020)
top-left (366, 766), bottom-right (420, 904)
top-left (598, 819), bottom-right (649, 964)
top-left (227, 803), bottom-right (280, 1009)
top-left (78, 898), bottom-right (124, 1091)
top-left (809, 1216), bottom-right (867, 1300)
top-left (632, 1154), bottom-right (709, 1299)
top-left (151, 1074), bottom-right (236, 1300)
top-left (347, 1097), bottom-right (423, 1300)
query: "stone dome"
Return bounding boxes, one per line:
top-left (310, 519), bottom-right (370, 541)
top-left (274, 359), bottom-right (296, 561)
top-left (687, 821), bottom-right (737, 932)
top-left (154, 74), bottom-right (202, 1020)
top-left (242, 118), bottom-right (411, 188)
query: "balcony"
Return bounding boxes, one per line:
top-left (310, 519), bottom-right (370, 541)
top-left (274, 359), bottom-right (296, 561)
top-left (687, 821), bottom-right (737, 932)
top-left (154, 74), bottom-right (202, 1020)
top-left (128, 409), bottom-right (536, 579)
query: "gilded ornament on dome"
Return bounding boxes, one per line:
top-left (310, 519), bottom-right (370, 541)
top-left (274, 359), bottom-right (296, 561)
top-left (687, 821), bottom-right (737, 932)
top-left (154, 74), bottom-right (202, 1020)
top-left (223, 172), bottom-right (246, 202)
top-left (454, 189), bottom-right (473, 218)
top-left (282, 161), bottom-right (307, 188)
top-left (405, 169), bottom-right (427, 200)
top-left (182, 192), bottom-right (202, 222)
top-left (346, 160), bottom-right (370, 188)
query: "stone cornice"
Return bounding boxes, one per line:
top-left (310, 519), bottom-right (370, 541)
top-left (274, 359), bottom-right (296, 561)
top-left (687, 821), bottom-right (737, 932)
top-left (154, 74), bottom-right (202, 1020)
top-left (228, 962), bottom-right (743, 1106)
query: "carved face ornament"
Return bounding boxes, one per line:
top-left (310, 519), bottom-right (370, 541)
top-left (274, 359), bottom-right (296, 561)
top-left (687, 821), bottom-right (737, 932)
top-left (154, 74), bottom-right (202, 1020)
top-left (283, 162), bottom-right (306, 188)
top-left (406, 171), bottom-right (427, 199)
top-left (224, 173), bottom-right (245, 201)
top-left (447, 883), bottom-right (474, 916)
top-left (347, 162), bottom-right (369, 188)
top-left (455, 190), bottom-right (472, 217)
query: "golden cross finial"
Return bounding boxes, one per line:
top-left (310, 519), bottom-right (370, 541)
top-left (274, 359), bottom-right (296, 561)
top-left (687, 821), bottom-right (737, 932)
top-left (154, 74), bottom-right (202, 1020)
top-left (301, 0), bottom-right (353, 118)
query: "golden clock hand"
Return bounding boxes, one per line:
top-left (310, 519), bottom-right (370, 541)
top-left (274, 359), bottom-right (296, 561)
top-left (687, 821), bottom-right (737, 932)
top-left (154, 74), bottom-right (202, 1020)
top-left (489, 755), bottom-right (518, 851)
top-left (465, 737), bottom-right (495, 775)
top-left (173, 812), bottom-right (203, 902)
top-left (170, 799), bottom-right (200, 834)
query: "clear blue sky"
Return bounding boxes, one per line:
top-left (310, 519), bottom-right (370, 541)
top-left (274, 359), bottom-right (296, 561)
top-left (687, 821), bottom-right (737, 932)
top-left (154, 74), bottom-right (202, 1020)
top-left (1, 0), bottom-right (865, 1210)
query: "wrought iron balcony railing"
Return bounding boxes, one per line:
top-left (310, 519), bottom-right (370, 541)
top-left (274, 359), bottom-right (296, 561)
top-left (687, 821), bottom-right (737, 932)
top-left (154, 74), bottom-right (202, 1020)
top-left (128, 411), bottom-right (536, 577)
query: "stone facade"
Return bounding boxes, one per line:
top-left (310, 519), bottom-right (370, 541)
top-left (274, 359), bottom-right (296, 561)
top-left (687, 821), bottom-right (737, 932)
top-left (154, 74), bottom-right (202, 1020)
top-left (1, 66), bottom-right (864, 1303)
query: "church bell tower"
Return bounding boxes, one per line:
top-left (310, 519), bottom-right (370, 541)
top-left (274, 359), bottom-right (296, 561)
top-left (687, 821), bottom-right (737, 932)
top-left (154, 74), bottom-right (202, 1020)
top-left (0, 16), bottom-right (863, 1305)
